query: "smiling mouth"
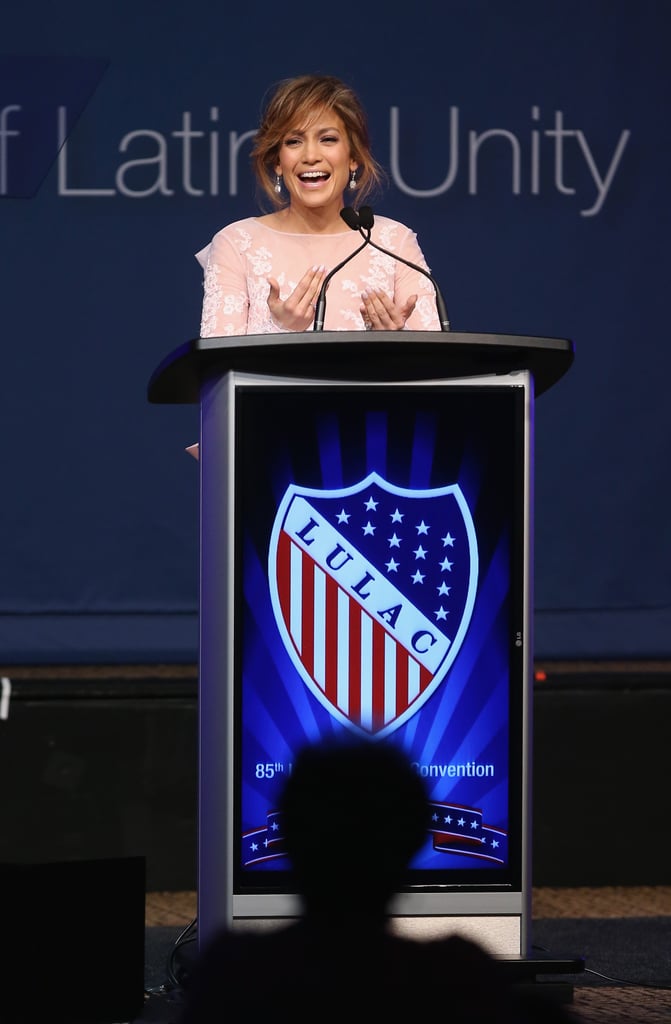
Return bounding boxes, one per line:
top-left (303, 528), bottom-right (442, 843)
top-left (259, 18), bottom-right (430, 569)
top-left (298, 171), bottom-right (330, 183)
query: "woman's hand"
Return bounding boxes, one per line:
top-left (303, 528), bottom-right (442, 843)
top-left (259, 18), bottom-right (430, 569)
top-left (266, 265), bottom-right (326, 331)
top-left (360, 288), bottom-right (417, 331)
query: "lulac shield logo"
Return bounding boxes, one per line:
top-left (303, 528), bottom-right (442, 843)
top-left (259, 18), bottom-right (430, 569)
top-left (268, 472), bottom-right (478, 738)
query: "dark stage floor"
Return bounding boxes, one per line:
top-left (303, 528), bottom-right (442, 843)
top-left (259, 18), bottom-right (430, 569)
top-left (136, 886), bottom-right (671, 1024)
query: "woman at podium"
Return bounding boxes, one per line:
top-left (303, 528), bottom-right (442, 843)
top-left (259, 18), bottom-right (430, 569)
top-left (194, 73), bottom-right (442, 337)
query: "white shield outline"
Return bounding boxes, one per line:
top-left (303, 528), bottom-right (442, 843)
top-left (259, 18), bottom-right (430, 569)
top-left (268, 471), bottom-right (478, 738)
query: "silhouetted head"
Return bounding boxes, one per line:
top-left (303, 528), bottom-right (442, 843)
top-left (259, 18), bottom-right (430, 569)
top-left (279, 736), bottom-right (429, 922)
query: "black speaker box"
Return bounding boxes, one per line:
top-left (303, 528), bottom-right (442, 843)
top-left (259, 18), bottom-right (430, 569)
top-left (0, 856), bottom-right (146, 1023)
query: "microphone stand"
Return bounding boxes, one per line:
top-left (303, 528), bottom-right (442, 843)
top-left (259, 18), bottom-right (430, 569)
top-left (313, 223), bottom-right (372, 332)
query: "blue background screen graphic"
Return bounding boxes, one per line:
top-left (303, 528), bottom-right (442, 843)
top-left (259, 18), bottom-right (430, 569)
top-left (234, 385), bottom-right (524, 889)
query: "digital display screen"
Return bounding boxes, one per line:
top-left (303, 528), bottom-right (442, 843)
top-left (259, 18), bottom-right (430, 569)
top-left (233, 382), bottom-right (527, 894)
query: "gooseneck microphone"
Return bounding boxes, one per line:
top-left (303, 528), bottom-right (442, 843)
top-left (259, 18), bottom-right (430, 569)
top-left (345, 205), bottom-right (451, 331)
top-left (340, 206), bottom-right (362, 232)
top-left (312, 210), bottom-right (373, 331)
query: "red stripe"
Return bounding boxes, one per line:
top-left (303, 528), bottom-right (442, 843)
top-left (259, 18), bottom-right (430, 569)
top-left (396, 645), bottom-right (409, 715)
top-left (277, 531), bottom-right (291, 628)
top-left (371, 616), bottom-right (386, 731)
top-left (324, 571), bottom-right (339, 704)
top-left (348, 600), bottom-right (361, 724)
top-left (301, 549), bottom-right (314, 675)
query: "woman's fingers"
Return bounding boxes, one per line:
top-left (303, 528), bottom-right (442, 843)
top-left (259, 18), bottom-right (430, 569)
top-left (267, 265), bottom-right (327, 329)
top-left (296, 265), bottom-right (327, 311)
top-left (360, 288), bottom-right (408, 330)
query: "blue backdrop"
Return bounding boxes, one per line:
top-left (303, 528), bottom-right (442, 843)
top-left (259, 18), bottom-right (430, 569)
top-left (2, 1), bottom-right (669, 663)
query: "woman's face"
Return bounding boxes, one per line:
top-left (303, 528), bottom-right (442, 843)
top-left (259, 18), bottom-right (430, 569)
top-left (274, 107), bottom-right (357, 213)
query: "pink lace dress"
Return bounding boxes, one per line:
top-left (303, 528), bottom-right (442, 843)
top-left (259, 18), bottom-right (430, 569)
top-left (195, 216), bottom-right (442, 336)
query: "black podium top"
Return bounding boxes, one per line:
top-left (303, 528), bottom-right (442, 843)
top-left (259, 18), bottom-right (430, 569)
top-left (147, 331), bottom-right (574, 404)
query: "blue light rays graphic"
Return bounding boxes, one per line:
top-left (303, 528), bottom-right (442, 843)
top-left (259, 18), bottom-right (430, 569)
top-left (317, 413), bottom-right (344, 488)
top-left (365, 410), bottom-right (388, 476)
top-left (409, 410), bottom-right (439, 488)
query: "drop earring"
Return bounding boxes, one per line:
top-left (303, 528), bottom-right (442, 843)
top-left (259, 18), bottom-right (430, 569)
top-left (274, 174), bottom-right (282, 194)
top-left (348, 169), bottom-right (358, 191)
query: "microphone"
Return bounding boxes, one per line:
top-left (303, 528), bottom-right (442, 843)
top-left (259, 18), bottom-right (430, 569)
top-left (351, 206), bottom-right (451, 331)
top-left (312, 210), bottom-right (372, 331)
top-left (340, 206), bottom-right (361, 231)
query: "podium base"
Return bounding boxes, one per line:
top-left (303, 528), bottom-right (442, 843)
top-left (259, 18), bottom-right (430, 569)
top-left (496, 953), bottom-right (585, 976)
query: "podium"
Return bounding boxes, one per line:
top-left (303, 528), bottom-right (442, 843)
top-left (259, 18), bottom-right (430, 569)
top-left (149, 330), bottom-right (573, 957)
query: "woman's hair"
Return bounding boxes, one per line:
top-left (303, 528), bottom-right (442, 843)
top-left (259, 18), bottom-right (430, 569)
top-left (250, 74), bottom-right (386, 209)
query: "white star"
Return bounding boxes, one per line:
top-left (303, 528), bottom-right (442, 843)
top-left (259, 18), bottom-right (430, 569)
top-left (364, 495), bottom-right (378, 511)
top-left (385, 558), bottom-right (399, 573)
top-left (362, 521), bottom-right (375, 536)
top-left (434, 606), bottom-right (448, 621)
top-left (250, 842), bottom-right (258, 852)
top-left (336, 509), bottom-right (350, 523)
top-left (271, 821), bottom-right (279, 831)
top-left (470, 819), bottom-right (479, 830)
top-left (390, 508), bottom-right (404, 523)
top-left (411, 570), bottom-right (425, 584)
top-left (416, 520), bottom-right (430, 535)
top-left (442, 532), bottom-right (455, 546)
top-left (444, 815), bottom-right (452, 825)
top-left (440, 557), bottom-right (453, 572)
top-left (413, 545), bottom-right (427, 560)
top-left (432, 812), bottom-right (439, 823)
top-left (388, 533), bottom-right (401, 548)
top-left (492, 839), bottom-right (499, 849)
top-left (437, 582), bottom-right (451, 596)
top-left (457, 817), bottom-right (465, 827)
